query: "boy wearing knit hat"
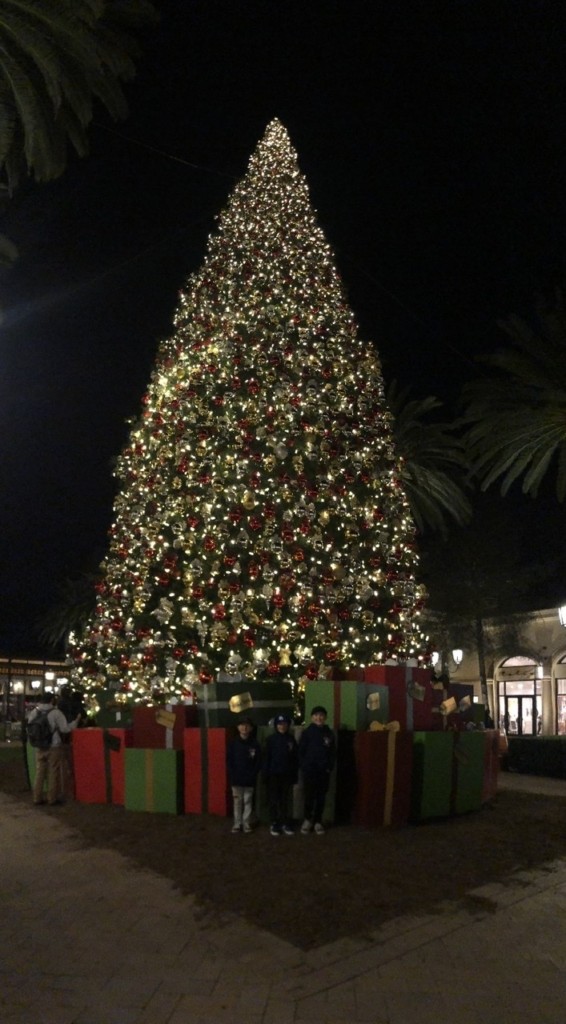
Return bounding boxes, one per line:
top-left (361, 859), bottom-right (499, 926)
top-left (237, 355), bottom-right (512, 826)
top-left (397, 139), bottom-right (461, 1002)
top-left (263, 714), bottom-right (298, 836)
top-left (298, 706), bottom-right (336, 834)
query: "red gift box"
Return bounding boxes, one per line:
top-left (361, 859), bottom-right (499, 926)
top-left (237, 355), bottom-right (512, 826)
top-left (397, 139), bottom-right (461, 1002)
top-left (184, 728), bottom-right (232, 816)
top-left (132, 704), bottom-right (197, 750)
top-left (363, 664), bottom-right (407, 685)
top-left (73, 727), bottom-right (133, 805)
top-left (339, 667), bottom-right (365, 681)
top-left (352, 729), bottom-right (413, 827)
top-left (370, 666), bottom-right (436, 731)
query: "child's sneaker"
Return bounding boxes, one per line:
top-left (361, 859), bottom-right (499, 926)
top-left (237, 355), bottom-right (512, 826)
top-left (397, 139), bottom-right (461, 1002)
top-left (231, 824), bottom-right (241, 833)
top-left (300, 819), bottom-right (312, 833)
top-left (243, 824), bottom-right (253, 834)
top-left (270, 824), bottom-right (281, 836)
top-left (282, 825), bottom-right (295, 836)
top-left (314, 822), bottom-right (325, 835)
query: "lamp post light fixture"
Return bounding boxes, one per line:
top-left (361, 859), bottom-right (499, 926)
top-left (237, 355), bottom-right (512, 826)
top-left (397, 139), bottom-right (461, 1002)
top-left (558, 606), bottom-right (566, 627)
top-left (451, 648), bottom-right (464, 667)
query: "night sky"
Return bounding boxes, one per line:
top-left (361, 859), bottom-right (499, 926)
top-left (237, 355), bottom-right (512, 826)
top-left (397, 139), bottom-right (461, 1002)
top-left (2, 0), bottom-right (566, 655)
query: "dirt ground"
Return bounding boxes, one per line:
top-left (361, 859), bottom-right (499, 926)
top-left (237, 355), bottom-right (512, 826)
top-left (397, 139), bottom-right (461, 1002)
top-left (2, 745), bottom-right (565, 950)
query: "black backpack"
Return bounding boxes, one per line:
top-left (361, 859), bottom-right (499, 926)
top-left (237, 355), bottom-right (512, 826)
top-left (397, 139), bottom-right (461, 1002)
top-left (27, 709), bottom-right (54, 749)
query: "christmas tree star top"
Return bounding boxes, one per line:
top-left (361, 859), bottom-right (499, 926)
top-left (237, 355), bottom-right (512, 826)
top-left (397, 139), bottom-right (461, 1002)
top-left (71, 120), bottom-right (427, 707)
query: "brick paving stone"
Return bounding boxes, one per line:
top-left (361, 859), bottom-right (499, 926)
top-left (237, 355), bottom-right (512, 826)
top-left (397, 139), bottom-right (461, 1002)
top-left (352, 978), bottom-right (390, 1023)
top-left (74, 1006), bottom-right (142, 1024)
top-left (236, 987), bottom-right (271, 1016)
top-left (156, 969), bottom-right (216, 995)
top-left (295, 990), bottom-right (328, 1018)
top-left (385, 989), bottom-right (451, 1022)
top-left (166, 992), bottom-right (241, 1023)
top-left (133, 991), bottom-right (181, 1023)
top-left (262, 999), bottom-right (297, 1024)
top-left (325, 979), bottom-right (357, 1017)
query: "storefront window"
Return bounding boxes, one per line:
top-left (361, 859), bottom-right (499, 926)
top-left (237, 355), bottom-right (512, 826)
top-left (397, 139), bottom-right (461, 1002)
top-left (557, 680), bottom-right (566, 736)
top-left (498, 668), bottom-right (541, 736)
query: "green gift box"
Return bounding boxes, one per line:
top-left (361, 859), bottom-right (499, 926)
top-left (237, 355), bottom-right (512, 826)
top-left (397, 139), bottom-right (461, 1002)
top-left (195, 680), bottom-right (294, 727)
top-left (90, 688), bottom-right (133, 728)
top-left (124, 748), bottom-right (183, 814)
top-left (305, 679), bottom-right (390, 730)
top-left (452, 731), bottom-right (485, 814)
top-left (411, 731), bottom-right (453, 821)
top-left (25, 741), bottom-right (37, 789)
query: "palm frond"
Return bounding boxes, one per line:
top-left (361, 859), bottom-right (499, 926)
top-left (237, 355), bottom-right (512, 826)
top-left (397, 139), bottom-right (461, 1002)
top-left (461, 295), bottom-right (566, 500)
top-left (387, 380), bottom-right (472, 534)
top-left (0, 0), bottom-right (158, 189)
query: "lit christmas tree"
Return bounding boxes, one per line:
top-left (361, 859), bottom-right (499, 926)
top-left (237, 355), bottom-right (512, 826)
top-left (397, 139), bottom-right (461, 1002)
top-left (71, 119), bottom-right (427, 706)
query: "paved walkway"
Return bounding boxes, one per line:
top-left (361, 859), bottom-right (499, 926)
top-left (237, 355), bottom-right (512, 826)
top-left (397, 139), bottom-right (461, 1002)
top-left (1, 775), bottom-right (565, 1024)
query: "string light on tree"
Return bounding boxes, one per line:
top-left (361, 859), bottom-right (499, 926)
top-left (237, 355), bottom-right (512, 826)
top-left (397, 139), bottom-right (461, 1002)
top-left (70, 119), bottom-right (427, 704)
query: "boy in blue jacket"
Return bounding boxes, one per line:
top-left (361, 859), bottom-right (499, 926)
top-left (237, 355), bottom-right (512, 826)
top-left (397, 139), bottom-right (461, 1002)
top-left (264, 714), bottom-right (298, 836)
top-left (298, 705), bottom-right (336, 835)
top-left (226, 717), bottom-right (262, 833)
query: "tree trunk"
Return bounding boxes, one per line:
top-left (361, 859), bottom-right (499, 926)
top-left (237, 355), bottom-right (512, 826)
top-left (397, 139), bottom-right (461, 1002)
top-left (475, 615), bottom-right (489, 707)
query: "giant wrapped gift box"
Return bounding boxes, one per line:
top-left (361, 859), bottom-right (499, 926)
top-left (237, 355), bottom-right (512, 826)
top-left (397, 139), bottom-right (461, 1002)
top-left (451, 730), bottom-right (485, 814)
top-left (25, 740), bottom-right (37, 789)
top-left (90, 688), bottom-right (134, 728)
top-left (352, 728), bottom-right (414, 828)
top-left (439, 684), bottom-right (482, 730)
top-left (446, 682), bottom-right (475, 706)
top-left (194, 680), bottom-right (294, 727)
top-left (73, 727), bottom-right (133, 805)
top-left (304, 679), bottom-right (389, 731)
top-left (184, 727), bottom-right (232, 816)
top-left (411, 731), bottom-right (454, 821)
top-left (339, 665), bottom-right (437, 731)
top-left (481, 729), bottom-right (500, 803)
top-left (132, 703), bottom-right (197, 750)
top-left (124, 748), bottom-right (184, 814)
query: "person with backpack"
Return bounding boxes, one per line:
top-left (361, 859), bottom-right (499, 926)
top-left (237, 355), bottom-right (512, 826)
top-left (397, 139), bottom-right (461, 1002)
top-left (27, 691), bottom-right (81, 806)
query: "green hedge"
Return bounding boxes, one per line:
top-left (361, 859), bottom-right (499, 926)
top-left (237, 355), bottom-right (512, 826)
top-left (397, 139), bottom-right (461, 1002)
top-left (507, 736), bottom-right (566, 779)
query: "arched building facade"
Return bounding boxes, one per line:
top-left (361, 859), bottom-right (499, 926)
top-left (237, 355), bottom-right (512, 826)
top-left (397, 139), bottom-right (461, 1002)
top-left (444, 608), bottom-right (566, 737)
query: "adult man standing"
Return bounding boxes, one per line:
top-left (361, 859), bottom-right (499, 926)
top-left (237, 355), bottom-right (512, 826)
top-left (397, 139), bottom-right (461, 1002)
top-left (27, 691), bottom-right (81, 806)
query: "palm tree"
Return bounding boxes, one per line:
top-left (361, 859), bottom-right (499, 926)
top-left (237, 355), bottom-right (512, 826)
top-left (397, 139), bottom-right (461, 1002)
top-left (0, 0), bottom-right (157, 191)
top-left (36, 572), bottom-right (101, 653)
top-left (387, 381), bottom-right (472, 535)
top-left (461, 293), bottom-right (566, 500)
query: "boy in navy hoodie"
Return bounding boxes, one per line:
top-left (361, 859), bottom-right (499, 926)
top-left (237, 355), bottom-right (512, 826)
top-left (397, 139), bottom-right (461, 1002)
top-left (264, 714), bottom-right (298, 836)
top-left (226, 717), bottom-right (262, 833)
top-left (298, 705), bottom-right (336, 834)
